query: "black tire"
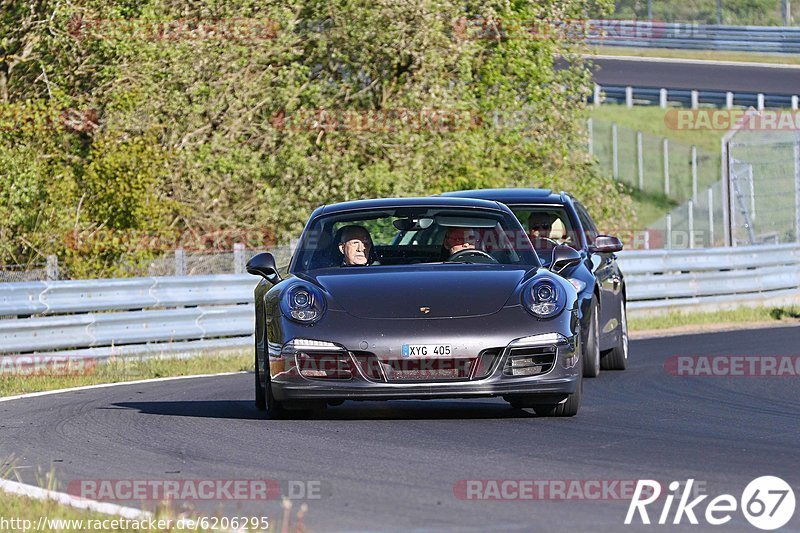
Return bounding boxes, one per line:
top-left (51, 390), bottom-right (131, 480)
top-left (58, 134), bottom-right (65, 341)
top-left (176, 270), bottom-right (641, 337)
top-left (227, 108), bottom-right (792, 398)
top-left (582, 298), bottom-right (601, 378)
top-left (531, 375), bottom-right (582, 417)
top-left (255, 347), bottom-right (266, 411)
top-left (266, 376), bottom-right (292, 419)
top-left (601, 297), bottom-right (628, 371)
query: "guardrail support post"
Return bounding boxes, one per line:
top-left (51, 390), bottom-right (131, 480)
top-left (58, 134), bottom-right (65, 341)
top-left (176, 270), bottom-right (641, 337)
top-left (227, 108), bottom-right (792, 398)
top-left (659, 88), bottom-right (668, 109)
top-left (793, 95), bottom-right (798, 111)
top-left (757, 93), bottom-right (765, 111)
top-left (46, 255), bottom-right (59, 281)
top-left (234, 243), bottom-right (246, 274)
top-left (688, 200), bottom-right (695, 249)
top-left (637, 131), bottom-right (644, 190)
top-left (612, 122), bottom-right (619, 180)
top-left (691, 90), bottom-right (699, 110)
top-left (175, 248), bottom-right (186, 276)
top-left (626, 86), bottom-right (633, 108)
top-left (663, 138), bottom-right (670, 197)
top-left (726, 92), bottom-right (734, 110)
top-left (593, 84), bottom-right (601, 107)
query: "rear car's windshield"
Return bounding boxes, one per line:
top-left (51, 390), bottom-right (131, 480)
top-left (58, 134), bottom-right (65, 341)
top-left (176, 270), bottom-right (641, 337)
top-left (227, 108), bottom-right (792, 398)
top-left (292, 207), bottom-right (540, 272)
top-left (508, 205), bottom-right (581, 263)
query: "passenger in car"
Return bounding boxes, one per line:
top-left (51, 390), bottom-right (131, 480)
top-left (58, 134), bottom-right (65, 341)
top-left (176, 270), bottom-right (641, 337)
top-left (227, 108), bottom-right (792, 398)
top-left (527, 212), bottom-right (558, 252)
top-left (338, 225), bottom-right (374, 266)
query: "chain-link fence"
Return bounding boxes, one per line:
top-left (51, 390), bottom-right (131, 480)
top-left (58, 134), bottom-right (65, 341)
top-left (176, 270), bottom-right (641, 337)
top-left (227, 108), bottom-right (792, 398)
top-left (590, 118), bottom-right (720, 206)
top-left (726, 129), bottom-right (800, 246)
top-left (0, 246), bottom-right (296, 282)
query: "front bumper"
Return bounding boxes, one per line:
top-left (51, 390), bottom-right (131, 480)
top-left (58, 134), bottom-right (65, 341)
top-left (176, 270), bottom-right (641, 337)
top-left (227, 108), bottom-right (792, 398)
top-left (268, 306), bottom-right (581, 402)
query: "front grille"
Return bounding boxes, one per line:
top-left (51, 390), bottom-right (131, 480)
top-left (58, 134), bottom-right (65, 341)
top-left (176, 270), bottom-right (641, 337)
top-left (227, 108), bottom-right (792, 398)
top-left (382, 357), bottom-right (475, 382)
top-left (296, 352), bottom-right (353, 379)
top-left (503, 346), bottom-right (557, 377)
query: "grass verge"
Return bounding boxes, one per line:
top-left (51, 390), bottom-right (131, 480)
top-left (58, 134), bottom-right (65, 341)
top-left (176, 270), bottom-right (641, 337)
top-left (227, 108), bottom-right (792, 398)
top-left (629, 305), bottom-right (800, 332)
top-left (591, 46), bottom-right (800, 66)
top-left (0, 351), bottom-right (252, 398)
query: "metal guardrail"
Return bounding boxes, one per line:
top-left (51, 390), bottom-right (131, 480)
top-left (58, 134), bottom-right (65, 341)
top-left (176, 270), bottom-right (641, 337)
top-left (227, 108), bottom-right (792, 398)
top-left (588, 20), bottom-right (800, 54)
top-left (617, 243), bottom-right (800, 310)
top-left (594, 85), bottom-right (798, 109)
top-left (0, 245), bottom-right (798, 358)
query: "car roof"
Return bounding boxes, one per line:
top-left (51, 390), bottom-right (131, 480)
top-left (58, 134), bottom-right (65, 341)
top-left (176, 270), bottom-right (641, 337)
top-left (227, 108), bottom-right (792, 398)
top-left (440, 188), bottom-right (571, 205)
top-left (319, 196), bottom-right (508, 215)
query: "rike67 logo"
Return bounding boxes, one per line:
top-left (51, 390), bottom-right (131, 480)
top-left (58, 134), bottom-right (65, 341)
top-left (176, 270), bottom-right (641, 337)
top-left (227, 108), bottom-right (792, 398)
top-left (626, 477), bottom-right (796, 530)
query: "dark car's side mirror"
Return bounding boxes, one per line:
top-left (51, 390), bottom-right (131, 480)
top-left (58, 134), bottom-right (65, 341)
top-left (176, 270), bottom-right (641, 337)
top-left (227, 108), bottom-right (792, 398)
top-left (246, 252), bottom-right (282, 282)
top-left (550, 245), bottom-right (582, 275)
top-left (590, 235), bottom-right (624, 254)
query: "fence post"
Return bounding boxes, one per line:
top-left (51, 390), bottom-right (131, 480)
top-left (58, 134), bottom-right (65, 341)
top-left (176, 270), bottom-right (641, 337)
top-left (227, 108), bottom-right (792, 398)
top-left (726, 92), bottom-right (734, 110)
top-left (795, 133), bottom-right (800, 242)
top-left (666, 213), bottom-right (672, 249)
top-left (175, 248), bottom-right (186, 276)
top-left (593, 84), bottom-right (601, 107)
top-left (625, 86), bottom-right (633, 108)
top-left (691, 90), bottom-right (699, 110)
top-left (234, 243), bottom-right (246, 274)
top-left (663, 138), bottom-right (670, 197)
top-left (46, 255), bottom-right (59, 281)
top-left (659, 88), bottom-right (668, 109)
top-left (588, 118), bottom-right (593, 156)
top-left (612, 122), bottom-right (619, 180)
top-left (757, 93), bottom-right (765, 110)
top-left (637, 131), bottom-right (644, 190)
top-left (688, 200), bottom-right (695, 249)
top-left (691, 145), bottom-right (698, 202)
top-left (793, 95), bottom-right (799, 111)
top-left (708, 188), bottom-right (715, 247)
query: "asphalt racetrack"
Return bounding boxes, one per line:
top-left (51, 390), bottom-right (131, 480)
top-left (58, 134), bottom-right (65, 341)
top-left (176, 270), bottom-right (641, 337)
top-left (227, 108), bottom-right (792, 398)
top-left (1, 325), bottom-right (799, 532)
top-left (591, 56), bottom-right (800, 94)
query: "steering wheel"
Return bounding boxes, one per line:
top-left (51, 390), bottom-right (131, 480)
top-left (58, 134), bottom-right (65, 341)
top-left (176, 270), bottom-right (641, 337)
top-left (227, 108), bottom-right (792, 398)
top-left (446, 249), bottom-right (499, 264)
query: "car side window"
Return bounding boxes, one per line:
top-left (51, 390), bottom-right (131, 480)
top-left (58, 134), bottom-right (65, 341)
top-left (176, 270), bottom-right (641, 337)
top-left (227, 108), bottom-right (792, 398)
top-left (574, 202), bottom-right (598, 246)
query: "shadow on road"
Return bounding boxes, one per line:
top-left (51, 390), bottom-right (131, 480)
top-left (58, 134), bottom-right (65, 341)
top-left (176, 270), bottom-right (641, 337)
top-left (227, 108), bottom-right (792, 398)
top-left (111, 399), bottom-right (546, 421)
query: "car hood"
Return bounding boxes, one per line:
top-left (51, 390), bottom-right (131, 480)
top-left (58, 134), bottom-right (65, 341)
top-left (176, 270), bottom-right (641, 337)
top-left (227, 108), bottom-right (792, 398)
top-left (304, 265), bottom-right (534, 319)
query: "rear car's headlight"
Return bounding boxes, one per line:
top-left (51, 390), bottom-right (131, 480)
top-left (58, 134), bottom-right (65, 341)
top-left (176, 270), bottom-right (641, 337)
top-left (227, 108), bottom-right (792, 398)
top-left (280, 283), bottom-right (326, 324)
top-left (522, 279), bottom-right (566, 319)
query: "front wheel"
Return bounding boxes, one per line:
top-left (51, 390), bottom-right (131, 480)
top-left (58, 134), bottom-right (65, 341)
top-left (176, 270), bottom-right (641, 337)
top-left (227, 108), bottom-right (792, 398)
top-left (582, 298), bottom-right (601, 378)
top-left (532, 376), bottom-right (582, 417)
top-left (601, 297), bottom-right (628, 371)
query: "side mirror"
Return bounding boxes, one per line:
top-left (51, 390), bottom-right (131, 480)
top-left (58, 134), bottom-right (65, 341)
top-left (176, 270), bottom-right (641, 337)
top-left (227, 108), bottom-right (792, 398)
top-left (246, 252), bottom-right (282, 282)
top-left (590, 235), bottom-right (624, 254)
top-left (550, 244), bottom-right (582, 275)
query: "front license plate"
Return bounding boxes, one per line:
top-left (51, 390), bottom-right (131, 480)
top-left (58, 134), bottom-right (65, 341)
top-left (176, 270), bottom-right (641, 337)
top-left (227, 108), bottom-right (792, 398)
top-left (402, 344), bottom-right (452, 358)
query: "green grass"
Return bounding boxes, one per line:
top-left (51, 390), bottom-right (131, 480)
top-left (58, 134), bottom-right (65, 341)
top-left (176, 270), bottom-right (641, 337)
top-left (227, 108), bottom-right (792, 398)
top-left (629, 305), bottom-right (800, 331)
top-left (592, 46), bottom-right (800, 66)
top-left (0, 351), bottom-right (252, 397)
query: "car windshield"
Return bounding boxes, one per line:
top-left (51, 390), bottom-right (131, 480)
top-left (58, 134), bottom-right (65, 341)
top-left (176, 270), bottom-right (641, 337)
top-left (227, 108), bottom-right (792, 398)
top-left (508, 205), bottom-right (581, 264)
top-left (292, 206), bottom-right (540, 272)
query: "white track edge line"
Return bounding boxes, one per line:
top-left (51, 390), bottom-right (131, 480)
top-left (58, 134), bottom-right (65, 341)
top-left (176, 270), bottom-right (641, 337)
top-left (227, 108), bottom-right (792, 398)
top-left (0, 371), bottom-right (247, 404)
top-left (0, 478), bottom-right (150, 520)
top-left (588, 53), bottom-right (800, 69)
